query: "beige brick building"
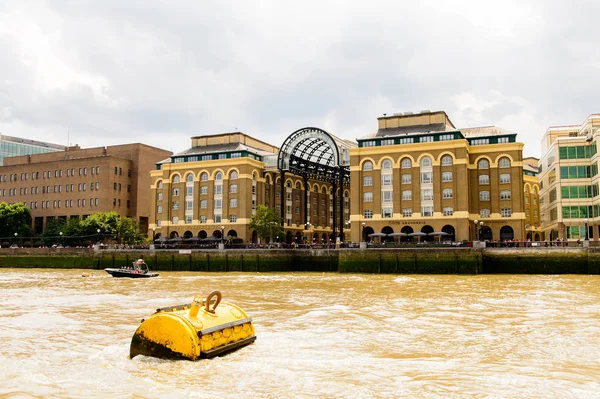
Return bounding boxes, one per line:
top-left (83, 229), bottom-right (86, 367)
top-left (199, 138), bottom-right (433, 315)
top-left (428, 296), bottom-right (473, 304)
top-left (0, 143), bottom-right (172, 234)
top-left (149, 132), bottom-right (351, 244)
top-left (523, 157), bottom-right (541, 241)
top-left (349, 111), bottom-right (526, 243)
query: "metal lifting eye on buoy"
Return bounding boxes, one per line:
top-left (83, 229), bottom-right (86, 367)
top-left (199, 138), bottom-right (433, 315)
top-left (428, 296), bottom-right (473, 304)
top-left (205, 290), bottom-right (222, 313)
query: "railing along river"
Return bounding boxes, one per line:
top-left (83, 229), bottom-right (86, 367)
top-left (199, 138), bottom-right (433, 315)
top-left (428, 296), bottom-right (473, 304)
top-left (1, 269), bottom-right (599, 398)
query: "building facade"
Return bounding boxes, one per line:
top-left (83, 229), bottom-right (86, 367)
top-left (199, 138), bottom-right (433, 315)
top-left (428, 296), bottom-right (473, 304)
top-left (523, 157), bottom-right (541, 240)
top-left (0, 143), bottom-right (172, 234)
top-left (349, 111), bottom-right (526, 243)
top-left (149, 132), bottom-right (352, 244)
top-left (0, 134), bottom-right (65, 165)
top-left (539, 114), bottom-right (600, 242)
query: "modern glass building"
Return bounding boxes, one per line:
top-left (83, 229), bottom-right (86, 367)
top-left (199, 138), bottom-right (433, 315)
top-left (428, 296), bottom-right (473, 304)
top-left (539, 113), bottom-right (600, 242)
top-left (0, 134), bottom-right (65, 165)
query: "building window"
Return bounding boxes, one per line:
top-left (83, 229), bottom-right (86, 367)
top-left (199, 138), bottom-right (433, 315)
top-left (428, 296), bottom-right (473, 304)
top-left (501, 208), bottom-right (512, 217)
top-left (499, 174), bottom-right (511, 184)
top-left (498, 137), bottom-right (509, 144)
top-left (364, 210), bottom-right (373, 219)
top-left (363, 141), bottom-right (376, 147)
top-left (173, 188), bottom-right (179, 196)
top-left (363, 161), bottom-right (373, 171)
top-left (186, 200), bottom-right (193, 210)
top-left (382, 175), bottom-right (392, 186)
top-left (402, 208), bottom-right (412, 217)
top-left (200, 200), bottom-right (207, 209)
top-left (401, 174), bottom-right (411, 184)
top-left (186, 187), bottom-right (193, 196)
top-left (157, 181), bottom-right (163, 189)
top-left (422, 189), bottom-right (433, 200)
top-left (420, 156), bottom-right (432, 167)
top-left (363, 192), bottom-right (373, 202)
top-left (401, 158), bottom-right (412, 169)
top-left (471, 138), bottom-right (489, 146)
top-left (479, 175), bottom-right (489, 185)
top-left (441, 155), bottom-right (453, 166)
top-left (201, 186), bottom-right (208, 195)
top-left (439, 134), bottom-right (454, 141)
top-left (399, 137), bottom-right (414, 144)
top-left (498, 157), bottom-right (511, 168)
top-left (382, 191), bottom-right (393, 203)
top-left (363, 176), bottom-right (372, 186)
top-left (420, 136), bottom-right (433, 143)
top-left (480, 208), bottom-right (490, 218)
top-left (215, 185), bottom-right (222, 195)
top-left (214, 214), bottom-right (222, 223)
top-left (382, 208), bottom-right (393, 218)
top-left (442, 188), bottom-right (453, 199)
top-left (443, 207), bottom-right (453, 216)
top-left (186, 173), bottom-right (194, 183)
top-left (230, 171), bottom-right (238, 180)
top-left (421, 172), bottom-right (432, 184)
top-left (229, 214), bottom-right (237, 222)
top-left (157, 205), bottom-right (163, 214)
top-left (200, 216), bottom-right (207, 223)
top-left (480, 191), bottom-right (490, 201)
top-left (172, 201), bottom-right (179, 210)
top-left (172, 216), bottom-right (179, 224)
top-left (500, 190), bottom-right (511, 200)
top-left (478, 159), bottom-right (489, 169)
top-left (402, 190), bottom-right (412, 200)
top-left (441, 172), bottom-right (452, 182)
top-left (172, 175), bottom-right (180, 183)
top-left (201, 172), bottom-right (208, 181)
top-left (382, 159), bottom-right (393, 169)
top-left (230, 184), bottom-right (238, 193)
top-left (422, 206), bottom-right (433, 216)
top-left (381, 139), bottom-right (394, 146)
top-left (215, 199), bottom-right (222, 209)
top-left (230, 198), bottom-right (237, 208)
top-left (186, 216), bottom-right (192, 224)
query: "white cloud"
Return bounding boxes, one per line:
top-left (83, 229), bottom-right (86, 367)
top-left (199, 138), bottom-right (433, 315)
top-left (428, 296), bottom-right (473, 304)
top-left (0, 0), bottom-right (598, 158)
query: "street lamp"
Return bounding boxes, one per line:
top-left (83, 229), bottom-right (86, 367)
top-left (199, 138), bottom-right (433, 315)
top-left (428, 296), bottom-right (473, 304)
top-left (479, 221), bottom-right (484, 241)
top-left (361, 222), bottom-right (366, 242)
top-left (221, 225), bottom-right (225, 245)
top-left (584, 218), bottom-right (589, 241)
top-left (14, 232), bottom-right (17, 247)
top-left (59, 231), bottom-right (63, 246)
top-left (97, 228), bottom-right (101, 244)
top-left (474, 220), bottom-right (479, 241)
top-left (152, 227), bottom-right (156, 241)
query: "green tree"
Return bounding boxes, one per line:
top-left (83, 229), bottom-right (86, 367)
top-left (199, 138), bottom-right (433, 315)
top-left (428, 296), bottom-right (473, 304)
top-left (249, 205), bottom-right (284, 243)
top-left (80, 211), bottom-right (120, 241)
top-left (0, 202), bottom-right (33, 240)
top-left (116, 217), bottom-right (144, 245)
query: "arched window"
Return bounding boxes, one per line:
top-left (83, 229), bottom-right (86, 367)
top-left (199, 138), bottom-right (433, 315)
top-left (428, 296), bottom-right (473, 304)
top-left (442, 188), bottom-right (453, 199)
top-left (296, 182), bottom-right (301, 189)
top-left (363, 161), bottom-right (373, 171)
top-left (478, 159), bottom-right (489, 170)
top-left (420, 157), bottom-right (432, 167)
top-left (229, 171), bottom-right (238, 180)
top-left (172, 175), bottom-right (180, 183)
top-left (157, 180), bottom-right (163, 189)
top-left (215, 172), bottom-right (223, 181)
top-left (499, 157), bottom-right (511, 168)
top-left (441, 155), bottom-right (453, 166)
top-left (200, 172), bottom-right (208, 181)
top-left (382, 159), bottom-right (392, 170)
top-left (186, 173), bottom-right (194, 183)
top-left (401, 158), bottom-right (412, 169)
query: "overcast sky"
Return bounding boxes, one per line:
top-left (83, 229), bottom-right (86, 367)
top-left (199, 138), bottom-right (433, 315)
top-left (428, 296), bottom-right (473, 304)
top-left (1, 0), bottom-right (598, 158)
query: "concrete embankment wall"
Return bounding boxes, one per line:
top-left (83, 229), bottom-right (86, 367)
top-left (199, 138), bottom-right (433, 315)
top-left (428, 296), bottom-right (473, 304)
top-left (1, 247), bottom-right (599, 274)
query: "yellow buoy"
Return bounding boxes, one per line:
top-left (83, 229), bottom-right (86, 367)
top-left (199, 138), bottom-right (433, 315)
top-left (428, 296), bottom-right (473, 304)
top-left (130, 291), bottom-right (256, 360)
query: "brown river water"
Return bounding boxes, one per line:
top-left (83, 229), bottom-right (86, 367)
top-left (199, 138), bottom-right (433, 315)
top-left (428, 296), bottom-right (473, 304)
top-left (1, 269), bottom-right (599, 399)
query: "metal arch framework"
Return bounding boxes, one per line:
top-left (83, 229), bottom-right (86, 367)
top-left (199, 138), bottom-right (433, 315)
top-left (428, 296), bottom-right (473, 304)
top-left (277, 127), bottom-right (350, 186)
top-left (276, 127), bottom-right (351, 241)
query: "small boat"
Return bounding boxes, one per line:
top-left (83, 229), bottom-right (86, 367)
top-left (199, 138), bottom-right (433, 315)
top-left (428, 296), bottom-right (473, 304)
top-left (105, 259), bottom-right (159, 278)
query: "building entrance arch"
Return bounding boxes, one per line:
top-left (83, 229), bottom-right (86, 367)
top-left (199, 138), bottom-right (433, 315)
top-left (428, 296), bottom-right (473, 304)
top-left (277, 127), bottom-right (354, 242)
